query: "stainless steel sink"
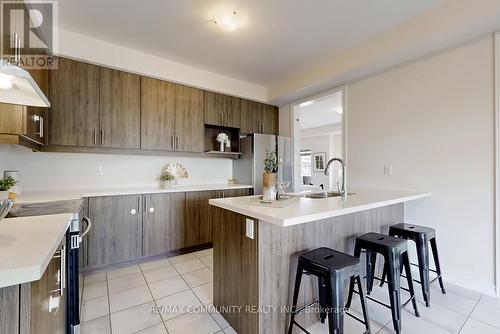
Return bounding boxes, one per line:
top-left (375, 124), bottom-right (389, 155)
top-left (302, 191), bottom-right (355, 199)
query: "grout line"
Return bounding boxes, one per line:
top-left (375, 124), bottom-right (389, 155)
top-left (457, 295), bottom-right (482, 334)
top-left (105, 274), bottom-right (113, 334)
top-left (138, 265), bottom-right (170, 334)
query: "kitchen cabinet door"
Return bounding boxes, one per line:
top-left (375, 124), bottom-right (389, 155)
top-left (49, 58), bottom-right (100, 147)
top-left (25, 68), bottom-right (49, 144)
top-left (240, 100), bottom-right (264, 134)
top-left (87, 195), bottom-right (142, 268)
top-left (185, 191), bottom-right (213, 247)
top-left (99, 68), bottom-right (141, 149)
top-left (30, 240), bottom-right (66, 334)
top-left (174, 84), bottom-right (204, 152)
top-left (222, 188), bottom-right (251, 198)
top-left (204, 91), bottom-right (241, 128)
top-left (143, 193), bottom-right (186, 256)
top-left (140, 77), bottom-right (176, 151)
top-left (262, 105), bottom-right (279, 135)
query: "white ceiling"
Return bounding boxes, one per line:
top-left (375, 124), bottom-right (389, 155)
top-left (299, 91), bottom-right (342, 130)
top-left (58, 0), bottom-right (441, 86)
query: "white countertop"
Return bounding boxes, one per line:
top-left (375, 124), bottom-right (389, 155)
top-left (209, 188), bottom-right (430, 227)
top-left (16, 184), bottom-right (253, 204)
top-left (0, 214), bottom-right (73, 288)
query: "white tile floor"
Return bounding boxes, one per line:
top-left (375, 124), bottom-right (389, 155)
top-left (81, 249), bottom-right (500, 334)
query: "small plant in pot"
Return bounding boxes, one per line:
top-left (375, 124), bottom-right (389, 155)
top-left (0, 176), bottom-right (17, 200)
top-left (263, 150), bottom-right (280, 201)
top-left (159, 172), bottom-right (175, 189)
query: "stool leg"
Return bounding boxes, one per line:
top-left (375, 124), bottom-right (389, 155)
top-left (379, 267), bottom-right (386, 287)
top-left (346, 243), bottom-right (362, 308)
top-left (328, 275), bottom-right (344, 334)
top-left (318, 277), bottom-right (328, 324)
top-left (356, 275), bottom-right (371, 334)
top-left (430, 237), bottom-right (446, 294)
top-left (288, 261), bottom-right (303, 334)
top-left (345, 276), bottom-right (356, 309)
top-left (385, 252), bottom-right (402, 334)
top-left (403, 251), bottom-right (420, 317)
top-left (366, 251), bottom-right (377, 295)
top-left (415, 235), bottom-right (431, 307)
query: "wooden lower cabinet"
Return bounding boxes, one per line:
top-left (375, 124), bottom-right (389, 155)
top-left (82, 189), bottom-right (251, 270)
top-left (143, 193), bottom-right (186, 257)
top-left (185, 191), bottom-right (214, 247)
top-left (185, 188), bottom-right (250, 247)
top-left (0, 241), bottom-right (66, 334)
top-left (87, 195), bottom-right (143, 268)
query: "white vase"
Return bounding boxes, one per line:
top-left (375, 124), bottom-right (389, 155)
top-left (219, 142), bottom-right (225, 152)
top-left (0, 191), bottom-right (8, 201)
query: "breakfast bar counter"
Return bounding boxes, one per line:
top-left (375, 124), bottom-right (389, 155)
top-left (209, 189), bottom-right (430, 334)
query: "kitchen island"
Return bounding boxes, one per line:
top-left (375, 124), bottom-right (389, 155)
top-left (209, 189), bottom-right (430, 334)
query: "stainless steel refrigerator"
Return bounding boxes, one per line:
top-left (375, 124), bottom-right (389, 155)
top-left (233, 133), bottom-right (293, 195)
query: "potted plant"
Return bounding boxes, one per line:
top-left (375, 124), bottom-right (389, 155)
top-left (263, 150), bottom-right (280, 201)
top-left (0, 176), bottom-right (17, 200)
top-left (216, 133), bottom-right (230, 152)
top-left (159, 172), bottom-right (175, 188)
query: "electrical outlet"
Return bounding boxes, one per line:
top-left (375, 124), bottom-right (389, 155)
top-left (245, 218), bottom-right (254, 239)
top-left (384, 164), bottom-right (393, 175)
top-left (98, 166), bottom-right (105, 175)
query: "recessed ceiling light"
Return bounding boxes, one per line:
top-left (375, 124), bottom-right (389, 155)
top-left (212, 9), bottom-right (247, 32)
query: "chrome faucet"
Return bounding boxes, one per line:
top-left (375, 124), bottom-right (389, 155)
top-left (324, 158), bottom-right (346, 197)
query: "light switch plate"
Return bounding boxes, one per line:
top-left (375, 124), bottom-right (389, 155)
top-left (245, 218), bottom-right (254, 239)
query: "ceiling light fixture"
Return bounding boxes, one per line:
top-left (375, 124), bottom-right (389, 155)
top-left (212, 9), bottom-right (246, 32)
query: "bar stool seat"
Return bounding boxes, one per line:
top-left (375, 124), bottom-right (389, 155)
top-left (288, 247), bottom-right (371, 334)
top-left (346, 233), bottom-right (419, 334)
top-left (381, 223), bottom-right (445, 307)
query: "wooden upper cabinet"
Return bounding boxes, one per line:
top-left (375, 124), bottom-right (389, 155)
top-left (49, 58), bottom-right (100, 147)
top-left (140, 77), bottom-right (176, 151)
top-left (99, 68), bottom-right (141, 149)
top-left (241, 99), bottom-right (263, 134)
top-left (25, 69), bottom-right (49, 144)
top-left (204, 91), bottom-right (241, 128)
top-left (262, 105), bottom-right (279, 135)
top-left (241, 100), bottom-right (278, 135)
top-left (174, 84), bottom-right (204, 152)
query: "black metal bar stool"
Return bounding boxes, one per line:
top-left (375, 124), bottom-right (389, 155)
top-left (380, 223), bottom-right (446, 307)
top-left (346, 233), bottom-right (419, 334)
top-left (288, 247), bottom-right (371, 334)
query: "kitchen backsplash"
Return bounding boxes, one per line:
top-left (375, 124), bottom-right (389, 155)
top-left (0, 145), bottom-right (232, 191)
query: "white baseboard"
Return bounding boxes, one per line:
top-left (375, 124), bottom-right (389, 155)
top-left (444, 275), bottom-right (497, 297)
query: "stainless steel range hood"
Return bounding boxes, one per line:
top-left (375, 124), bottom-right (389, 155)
top-left (0, 59), bottom-right (50, 107)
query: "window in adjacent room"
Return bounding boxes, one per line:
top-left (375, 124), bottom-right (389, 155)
top-left (300, 150), bottom-right (312, 179)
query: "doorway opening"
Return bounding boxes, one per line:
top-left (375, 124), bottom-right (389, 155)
top-left (292, 87), bottom-right (345, 193)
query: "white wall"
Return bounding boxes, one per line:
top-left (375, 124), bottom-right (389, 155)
top-left (279, 35), bottom-right (496, 295)
top-left (58, 29), bottom-right (267, 102)
top-left (0, 145), bottom-right (232, 191)
top-left (346, 36), bottom-right (495, 295)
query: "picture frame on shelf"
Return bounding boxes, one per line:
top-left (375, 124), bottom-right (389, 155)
top-left (313, 152), bottom-right (327, 172)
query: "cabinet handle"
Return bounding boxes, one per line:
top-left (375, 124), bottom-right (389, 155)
top-left (176, 136), bottom-right (179, 150)
top-left (149, 207), bottom-right (155, 213)
top-left (100, 130), bottom-right (104, 145)
top-left (40, 116), bottom-right (44, 138)
top-left (60, 244), bottom-right (66, 294)
top-left (93, 130), bottom-right (97, 145)
top-left (130, 209), bottom-right (137, 215)
top-left (171, 136), bottom-right (174, 150)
